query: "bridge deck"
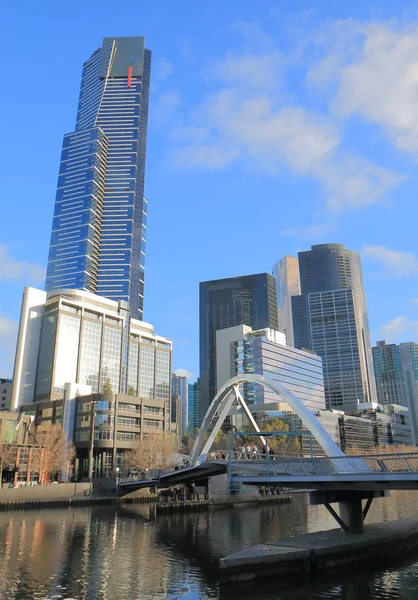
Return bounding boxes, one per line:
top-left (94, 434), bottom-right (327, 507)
top-left (229, 452), bottom-right (418, 490)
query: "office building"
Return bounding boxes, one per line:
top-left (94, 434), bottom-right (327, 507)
top-left (292, 244), bottom-right (377, 412)
top-left (20, 390), bottom-right (169, 479)
top-left (12, 287), bottom-right (172, 409)
top-left (272, 256), bottom-right (301, 346)
top-left (0, 378), bottom-right (12, 411)
top-left (188, 380), bottom-right (200, 437)
top-left (172, 373), bottom-right (188, 439)
top-left (199, 273), bottom-right (278, 420)
top-left (373, 340), bottom-right (418, 444)
top-left (45, 37), bottom-right (151, 319)
top-left (216, 325), bottom-right (326, 413)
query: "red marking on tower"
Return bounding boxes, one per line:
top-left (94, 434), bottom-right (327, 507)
top-left (127, 66), bottom-right (133, 87)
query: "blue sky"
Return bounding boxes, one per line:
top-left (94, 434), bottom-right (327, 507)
top-left (1, 0), bottom-right (418, 378)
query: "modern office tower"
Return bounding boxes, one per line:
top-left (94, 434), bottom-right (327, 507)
top-left (0, 378), bottom-right (13, 411)
top-left (187, 380), bottom-right (200, 437)
top-left (216, 325), bottom-right (326, 413)
top-left (45, 37), bottom-right (151, 319)
top-left (199, 274), bottom-right (279, 420)
top-left (292, 244), bottom-right (377, 412)
top-left (373, 340), bottom-right (418, 445)
top-left (272, 256), bottom-right (301, 346)
top-left (172, 373), bottom-right (188, 438)
top-left (11, 287), bottom-right (171, 410)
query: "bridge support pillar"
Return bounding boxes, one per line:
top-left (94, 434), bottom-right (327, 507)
top-left (310, 490), bottom-right (390, 535)
top-left (338, 493), bottom-right (364, 534)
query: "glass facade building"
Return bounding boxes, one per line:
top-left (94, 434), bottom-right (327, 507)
top-left (12, 288), bottom-right (171, 409)
top-left (292, 244), bottom-right (377, 412)
top-left (373, 340), bottom-right (418, 445)
top-left (227, 327), bottom-right (326, 412)
top-left (172, 374), bottom-right (188, 438)
top-left (272, 256), bottom-right (301, 346)
top-left (187, 381), bottom-right (200, 437)
top-left (45, 37), bottom-right (151, 320)
top-left (199, 274), bottom-right (278, 421)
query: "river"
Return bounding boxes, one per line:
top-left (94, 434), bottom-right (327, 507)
top-left (1, 491), bottom-right (418, 599)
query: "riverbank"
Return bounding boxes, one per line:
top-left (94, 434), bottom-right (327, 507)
top-left (219, 519), bottom-right (418, 583)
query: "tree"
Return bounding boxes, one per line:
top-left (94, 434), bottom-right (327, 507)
top-left (128, 386), bottom-right (136, 396)
top-left (31, 424), bottom-right (75, 483)
top-left (181, 433), bottom-right (193, 454)
top-left (124, 434), bottom-right (178, 475)
top-left (102, 379), bottom-right (113, 393)
top-left (0, 444), bottom-right (17, 489)
top-left (262, 418), bottom-right (301, 456)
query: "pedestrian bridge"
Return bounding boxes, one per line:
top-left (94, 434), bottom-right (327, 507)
top-left (227, 452), bottom-right (418, 491)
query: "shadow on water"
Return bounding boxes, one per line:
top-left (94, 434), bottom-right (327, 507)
top-left (219, 548), bottom-right (418, 600)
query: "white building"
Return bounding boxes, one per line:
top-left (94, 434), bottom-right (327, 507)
top-left (216, 326), bottom-right (326, 414)
top-left (12, 287), bottom-right (172, 410)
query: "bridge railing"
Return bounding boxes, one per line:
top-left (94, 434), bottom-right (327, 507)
top-left (228, 452), bottom-right (418, 478)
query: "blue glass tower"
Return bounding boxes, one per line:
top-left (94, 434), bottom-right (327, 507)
top-left (45, 37), bottom-right (151, 319)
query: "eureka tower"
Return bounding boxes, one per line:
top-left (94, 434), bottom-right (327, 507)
top-left (45, 37), bottom-right (151, 319)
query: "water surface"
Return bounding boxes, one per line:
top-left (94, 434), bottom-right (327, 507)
top-left (1, 491), bottom-right (418, 599)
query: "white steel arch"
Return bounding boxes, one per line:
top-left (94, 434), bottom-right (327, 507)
top-left (189, 373), bottom-right (345, 466)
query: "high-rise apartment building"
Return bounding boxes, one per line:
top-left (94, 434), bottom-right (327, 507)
top-left (373, 340), bottom-right (418, 445)
top-left (272, 256), bottom-right (301, 346)
top-left (45, 37), bottom-right (151, 319)
top-left (0, 378), bottom-right (12, 411)
top-left (292, 244), bottom-right (377, 412)
top-left (199, 274), bottom-right (278, 420)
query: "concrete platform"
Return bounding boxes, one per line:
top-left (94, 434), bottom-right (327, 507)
top-left (220, 519), bottom-right (418, 583)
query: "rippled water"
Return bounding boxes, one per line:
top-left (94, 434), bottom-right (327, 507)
top-left (1, 491), bottom-right (418, 599)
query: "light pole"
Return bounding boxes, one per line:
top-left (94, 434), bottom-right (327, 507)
top-left (89, 401), bottom-right (96, 496)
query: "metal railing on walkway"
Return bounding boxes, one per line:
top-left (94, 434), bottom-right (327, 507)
top-left (229, 452), bottom-right (418, 478)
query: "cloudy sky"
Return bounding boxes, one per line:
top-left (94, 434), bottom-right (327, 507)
top-left (1, 0), bottom-right (418, 378)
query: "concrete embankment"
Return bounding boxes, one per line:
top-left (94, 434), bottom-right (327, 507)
top-left (220, 519), bottom-right (418, 583)
top-left (0, 483), bottom-right (154, 510)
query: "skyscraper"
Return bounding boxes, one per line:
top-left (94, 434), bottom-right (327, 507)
top-left (172, 373), bottom-right (188, 438)
top-left (187, 380), bottom-right (200, 437)
top-left (45, 37), bottom-right (151, 319)
top-left (292, 244), bottom-right (377, 412)
top-left (199, 274), bottom-right (278, 420)
top-left (272, 256), bottom-right (301, 346)
top-left (373, 340), bottom-right (418, 444)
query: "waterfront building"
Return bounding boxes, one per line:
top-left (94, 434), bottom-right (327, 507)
top-left (272, 256), bottom-right (301, 346)
top-left (187, 380), bottom-right (200, 437)
top-left (373, 340), bottom-right (418, 445)
top-left (0, 379), bottom-right (12, 411)
top-left (12, 287), bottom-right (171, 409)
top-left (172, 373), bottom-right (188, 439)
top-left (20, 391), bottom-right (169, 479)
top-left (292, 244), bottom-right (377, 412)
top-left (45, 37), bottom-right (151, 320)
top-left (199, 273), bottom-right (278, 421)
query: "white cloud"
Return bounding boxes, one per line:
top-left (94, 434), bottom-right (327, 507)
top-left (379, 316), bottom-right (418, 342)
top-left (151, 89), bottom-right (182, 127)
top-left (362, 245), bottom-right (418, 277)
top-left (0, 315), bottom-right (18, 377)
top-left (174, 368), bottom-right (194, 379)
top-left (411, 298), bottom-right (418, 305)
top-left (309, 21), bottom-right (418, 155)
top-left (170, 31), bottom-right (403, 212)
top-left (0, 246), bottom-right (45, 284)
top-left (283, 221), bottom-right (338, 240)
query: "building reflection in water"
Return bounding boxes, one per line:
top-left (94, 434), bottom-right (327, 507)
top-left (1, 493), bottom-right (418, 600)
